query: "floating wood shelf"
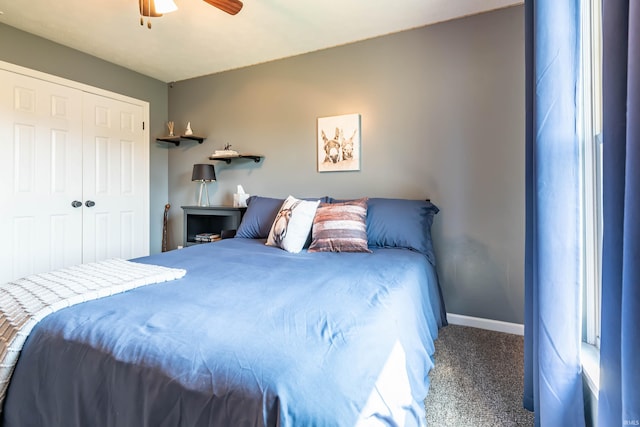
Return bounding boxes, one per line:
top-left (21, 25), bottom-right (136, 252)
top-left (208, 154), bottom-right (263, 164)
top-left (156, 135), bottom-right (205, 146)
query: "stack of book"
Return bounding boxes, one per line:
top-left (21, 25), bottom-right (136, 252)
top-left (195, 233), bottom-right (221, 243)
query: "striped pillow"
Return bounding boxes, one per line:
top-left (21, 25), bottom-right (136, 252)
top-left (308, 198), bottom-right (372, 253)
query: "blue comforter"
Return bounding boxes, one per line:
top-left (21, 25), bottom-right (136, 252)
top-left (2, 238), bottom-right (446, 427)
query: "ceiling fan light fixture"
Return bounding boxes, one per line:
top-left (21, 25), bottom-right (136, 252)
top-left (139, 0), bottom-right (177, 18)
top-left (139, 0), bottom-right (177, 29)
top-left (154, 0), bottom-right (178, 14)
top-left (139, 0), bottom-right (160, 17)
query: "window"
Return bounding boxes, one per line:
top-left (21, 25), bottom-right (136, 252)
top-left (579, 0), bottom-right (603, 349)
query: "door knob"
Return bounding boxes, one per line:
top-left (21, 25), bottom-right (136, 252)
top-left (85, 200), bottom-right (96, 208)
top-left (71, 200), bottom-right (82, 208)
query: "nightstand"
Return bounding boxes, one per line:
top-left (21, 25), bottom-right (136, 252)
top-left (181, 206), bottom-right (246, 247)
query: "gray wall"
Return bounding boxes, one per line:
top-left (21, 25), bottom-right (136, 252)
top-left (0, 23), bottom-right (169, 254)
top-left (167, 6), bottom-right (525, 324)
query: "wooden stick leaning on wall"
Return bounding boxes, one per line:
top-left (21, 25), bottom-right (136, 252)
top-left (162, 204), bottom-right (170, 252)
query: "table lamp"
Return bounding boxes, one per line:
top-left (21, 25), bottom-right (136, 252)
top-left (192, 164), bottom-right (216, 206)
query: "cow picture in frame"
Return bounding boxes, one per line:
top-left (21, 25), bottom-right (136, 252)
top-left (317, 113), bottom-right (361, 172)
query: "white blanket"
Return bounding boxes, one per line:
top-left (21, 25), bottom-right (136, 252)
top-left (0, 259), bottom-right (186, 408)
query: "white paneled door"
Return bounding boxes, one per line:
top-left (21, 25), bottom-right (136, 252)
top-left (82, 93), bottom-right (147, 263)
top-left (0, 69), bottom-right (84, 282)
top-left (0, 66), bottom-right (149, 284)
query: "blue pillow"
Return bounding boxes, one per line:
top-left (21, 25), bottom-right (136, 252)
top-left (337, 198), bottom-right (439, 265)
top-left (236, 196), bottom-right (329, 239)
top-left (235, 196), bottom-right (284, 239)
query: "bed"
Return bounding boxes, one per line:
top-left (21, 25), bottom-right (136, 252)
top-left (0, 197), bottom-right (446, 427)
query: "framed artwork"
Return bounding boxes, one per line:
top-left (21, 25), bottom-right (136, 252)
top-left (317, 113), bottom-right (361, 172)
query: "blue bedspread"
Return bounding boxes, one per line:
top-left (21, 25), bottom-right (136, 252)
top-left (2, 238), bottom-right (446, 427)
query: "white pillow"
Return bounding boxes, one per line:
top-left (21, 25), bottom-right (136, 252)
top-left (266, 195), bottom-right (320, 253)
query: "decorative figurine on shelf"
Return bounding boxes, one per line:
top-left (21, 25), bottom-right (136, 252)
top-left (167, 121), bottom-right (175, 137)
top-left (185, 122), bottom-right (193, 136)
top-left (224, 143), bottom-right (232, 150)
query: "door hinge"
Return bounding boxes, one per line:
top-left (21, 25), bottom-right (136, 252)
top-left (142, 121), bottom-right (145, 130)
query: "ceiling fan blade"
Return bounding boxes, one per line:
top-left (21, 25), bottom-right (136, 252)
top-left (202, 0), bottom-right (243, 15)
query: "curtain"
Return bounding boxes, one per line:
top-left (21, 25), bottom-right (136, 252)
top-left (524, 1), bottom-right (586, 426)
top-left (598, 1), bottom-right (640, 426)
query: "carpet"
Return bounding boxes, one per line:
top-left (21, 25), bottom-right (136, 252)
top-left (424, 324), bottom-right (534, 426)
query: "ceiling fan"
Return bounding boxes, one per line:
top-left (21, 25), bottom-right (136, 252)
top-left (139, 0), bottom-right (243, 28)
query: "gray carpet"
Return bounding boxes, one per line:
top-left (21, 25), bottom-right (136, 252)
top-left (424, 325), bottom-right (534, 426)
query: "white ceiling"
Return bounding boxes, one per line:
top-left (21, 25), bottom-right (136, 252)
top-left (0, 0), bottom-right (522, 83)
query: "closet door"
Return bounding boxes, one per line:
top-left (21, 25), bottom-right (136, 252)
top-left (0, 69), bottom-right (84, 283)
top-left (82, 93), bottom-right (148, 262)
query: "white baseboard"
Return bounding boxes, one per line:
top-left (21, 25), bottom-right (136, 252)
top-left (446, 313), bottom-right (524, 336)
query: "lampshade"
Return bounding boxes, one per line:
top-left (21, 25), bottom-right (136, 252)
top-left (139, 0), bottom-right (177, 17)
top-left (192, 164), bottom-right (216, 182)
top-left (154, 0), bottom-right (178, 13)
